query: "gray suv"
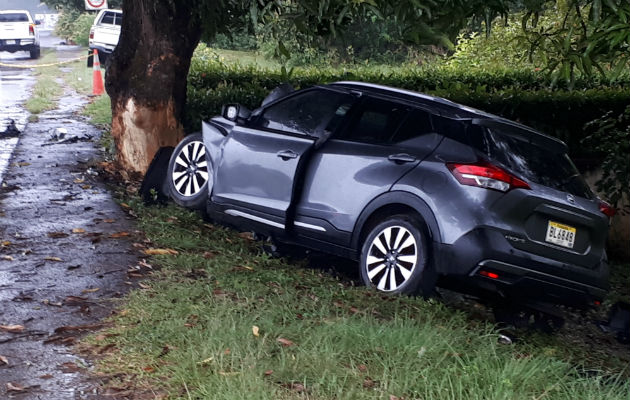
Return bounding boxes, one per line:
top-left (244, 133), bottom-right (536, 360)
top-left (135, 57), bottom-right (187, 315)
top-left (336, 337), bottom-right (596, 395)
top-left (166, 81), bottom-right (613, 309)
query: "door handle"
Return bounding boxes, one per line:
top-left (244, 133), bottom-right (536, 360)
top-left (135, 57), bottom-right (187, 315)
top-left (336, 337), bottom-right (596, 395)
top-left (388, 153), bottom-right (416, 164)
top-left (277, 150), bottom-right (299, 161)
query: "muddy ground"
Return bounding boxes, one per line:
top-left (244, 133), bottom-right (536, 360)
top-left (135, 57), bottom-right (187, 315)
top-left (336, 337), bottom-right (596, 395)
top-left (0, 85), bottom-right (141, 398)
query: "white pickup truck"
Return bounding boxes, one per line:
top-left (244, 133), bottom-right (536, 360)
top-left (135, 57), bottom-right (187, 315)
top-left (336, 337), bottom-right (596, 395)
top-left (0, 10), bottom-right (40, 59)
top-left (87, 9), bottom-right (121, 67)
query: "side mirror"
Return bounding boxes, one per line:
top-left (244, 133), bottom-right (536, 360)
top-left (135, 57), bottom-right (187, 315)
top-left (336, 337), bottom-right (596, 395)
top-left (222, 104), bottom-right (251, 122)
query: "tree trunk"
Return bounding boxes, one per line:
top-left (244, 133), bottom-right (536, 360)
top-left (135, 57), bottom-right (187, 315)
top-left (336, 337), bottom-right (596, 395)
top-left (105, 1), bottom-right (202, 176)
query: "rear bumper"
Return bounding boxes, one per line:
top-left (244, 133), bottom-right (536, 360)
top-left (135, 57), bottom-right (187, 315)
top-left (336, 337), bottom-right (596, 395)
top-left (89, 45), bottom-right (115, 55)
top-left (434, 228), bottom-right (609, 308)
top-left (0, 39), bottom-right (38, 52)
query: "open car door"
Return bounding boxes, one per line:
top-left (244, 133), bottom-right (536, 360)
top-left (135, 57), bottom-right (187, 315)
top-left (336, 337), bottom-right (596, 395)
top-left (208, 87), bottom-right (357, 230)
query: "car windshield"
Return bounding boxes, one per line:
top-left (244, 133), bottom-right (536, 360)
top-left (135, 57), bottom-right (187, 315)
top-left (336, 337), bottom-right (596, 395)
top-left (0, 13), bottom-right (29, 22)
top-left (476, 124), bottom-right (593, 199)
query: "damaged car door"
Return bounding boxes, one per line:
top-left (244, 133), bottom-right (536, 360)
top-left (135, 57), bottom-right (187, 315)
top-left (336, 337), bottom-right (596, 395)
top-left (209, 88), bottom-right (357, 231)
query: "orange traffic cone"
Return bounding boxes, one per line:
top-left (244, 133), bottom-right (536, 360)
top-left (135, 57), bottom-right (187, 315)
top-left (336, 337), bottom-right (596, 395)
top-left (92, 49), bottom-right (105, 96)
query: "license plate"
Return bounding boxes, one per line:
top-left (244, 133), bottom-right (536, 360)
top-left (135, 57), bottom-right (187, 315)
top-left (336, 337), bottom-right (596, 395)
top-left (545, 221), bottom-right (576, 249)
top-left (5, 40), bottom-right (16, 45)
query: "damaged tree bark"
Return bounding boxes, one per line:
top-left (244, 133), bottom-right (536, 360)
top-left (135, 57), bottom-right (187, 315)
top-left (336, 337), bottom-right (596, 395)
top-left (105, 1), bottom-right (202, 176)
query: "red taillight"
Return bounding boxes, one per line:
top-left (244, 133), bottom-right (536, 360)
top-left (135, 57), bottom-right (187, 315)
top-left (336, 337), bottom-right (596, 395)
top-left (598, 200), bottom-right (616, 217)
top-left (29, 24), bottom-right (35, 35)
top-left (447, 160), bottom-right (530, 192)
top-left (479, 270), bottom-right (500, 279)
top-left (89, 29), bottom-right (94, 40)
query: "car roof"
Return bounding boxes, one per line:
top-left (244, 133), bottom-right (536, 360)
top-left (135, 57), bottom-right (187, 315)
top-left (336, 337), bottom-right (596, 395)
top-left (329, 81), bottom-right (565, 148)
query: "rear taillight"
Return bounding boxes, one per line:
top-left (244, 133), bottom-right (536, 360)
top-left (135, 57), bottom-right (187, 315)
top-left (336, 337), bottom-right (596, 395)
top-left (447, 160), bottom-right (530, 192)
top-left (89, 29), bottom-right (94, 40)
top-left (598, 200), bottom-right (616, 217)
top-left (29, 24), bottom-right (35, 35)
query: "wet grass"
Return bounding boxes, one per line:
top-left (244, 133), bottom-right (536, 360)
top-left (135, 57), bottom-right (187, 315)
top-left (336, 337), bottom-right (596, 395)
top-left (24, 50), bottom-right (63, 120)
top-left (81, 200), bottom-right (630, 399)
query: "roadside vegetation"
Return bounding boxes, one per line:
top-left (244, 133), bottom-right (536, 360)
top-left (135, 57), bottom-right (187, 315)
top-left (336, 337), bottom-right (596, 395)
top-left (24, 50), bottom-right (63, 121)
top-left (77, 200), bottom-right (628, 399)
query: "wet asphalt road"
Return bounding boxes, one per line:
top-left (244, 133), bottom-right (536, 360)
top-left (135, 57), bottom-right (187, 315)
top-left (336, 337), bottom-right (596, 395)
top-left (0, 32), bottom-right (139, 399)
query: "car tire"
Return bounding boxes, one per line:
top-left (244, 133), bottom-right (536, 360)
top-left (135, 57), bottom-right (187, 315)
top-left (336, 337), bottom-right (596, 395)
top-left (167, 133), bottom-right (211, 210)
top-left (29, 46), bottom-right (40, 59)
top-left (360, 214), bottom-right (434, 296)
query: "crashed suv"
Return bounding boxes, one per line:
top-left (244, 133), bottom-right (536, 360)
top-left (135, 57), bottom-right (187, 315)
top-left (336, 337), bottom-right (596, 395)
top-left (166, 81), bottom-right (613, 310)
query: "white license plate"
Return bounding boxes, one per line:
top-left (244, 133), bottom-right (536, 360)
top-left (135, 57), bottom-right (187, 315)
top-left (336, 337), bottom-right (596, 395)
top-left (545, 221), bottom-right (576, 248)
top-left (5, 40), bottom-right (16, 45)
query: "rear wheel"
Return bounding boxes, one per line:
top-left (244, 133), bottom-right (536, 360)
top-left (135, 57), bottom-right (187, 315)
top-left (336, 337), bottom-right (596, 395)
top-left (360, 215), bottom-right (434, 296)
top-left (167, 133), bottom-right (211, 210)
top-left (29, 46), bottom-right (40, 59)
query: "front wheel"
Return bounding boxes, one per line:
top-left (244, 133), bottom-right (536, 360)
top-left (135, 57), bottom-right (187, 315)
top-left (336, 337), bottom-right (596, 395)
top-left (360, 215), bottom-right (434, 296)
top-left (167, 133), bottom-right (211, 210)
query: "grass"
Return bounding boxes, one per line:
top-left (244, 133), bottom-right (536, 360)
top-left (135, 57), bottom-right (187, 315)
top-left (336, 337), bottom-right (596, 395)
top-left (79, 200), bottom-right (629, 399)
top-left (24, 50), bottom-right (63, 119)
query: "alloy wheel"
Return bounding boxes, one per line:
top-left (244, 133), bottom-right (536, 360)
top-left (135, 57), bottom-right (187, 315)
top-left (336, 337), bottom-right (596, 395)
top-left (171, 140), bottom-right (209, 197)
top-left (365, 225), bottom-right (417, 292)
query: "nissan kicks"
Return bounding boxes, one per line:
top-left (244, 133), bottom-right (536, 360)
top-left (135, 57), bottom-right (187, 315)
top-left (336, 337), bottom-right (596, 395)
top-left (166, 81), bottom-right (613, 309)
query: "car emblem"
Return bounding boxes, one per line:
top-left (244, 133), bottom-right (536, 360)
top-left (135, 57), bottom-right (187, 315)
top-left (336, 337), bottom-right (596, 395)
top-left (567, 194), bottom-right (575, 204)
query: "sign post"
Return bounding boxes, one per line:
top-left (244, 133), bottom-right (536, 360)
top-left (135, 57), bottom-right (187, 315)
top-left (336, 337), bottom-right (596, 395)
top-left (85, 0), bottom-right (108, 10)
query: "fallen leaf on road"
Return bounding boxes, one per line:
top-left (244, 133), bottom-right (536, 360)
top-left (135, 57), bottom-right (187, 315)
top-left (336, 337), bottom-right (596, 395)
top-left (276, 337), bottom-right (295, 347)
top-left (73, 178), bottom-right (85, 184)
top-left (39, 374), bottom-right (53, 379)
top-left (143, 366), bottom-right (155, 373)
top-left (64, 296), bottom-right (88, 306)
top-left (81, 288), bottom-right (100, 294)
top-left (103, 219), bottom-right (115, 223)
top-left (81, 184), bottom-right (92, 190)
top-left (72, 228), bottom-right (85, 234)
top-left (16, 162), bottom-right (30, 167)
top-left (48, 232), bottom-right (69, 238)
top-left (0, 355), bottom-right (8, 365)
top-left (1, 240), bottom-right (10, 246)
top-left (252, 325), bottom-right (260, 337)
top-left (120, 203), bottom-right (130, 209)
top-left (0, 324), bottom-right (25, 333)
top-left (6, 382), bottom-right (26, 392)
top-left (1, 255), bottom-right (13, 261)
top-left (44, 256), bottom-right (63, 262)
top-left (58, 362), bottom-right (81, 373)
top-left (109, 232), bottom-right (130, 238)
top-left (144, 248), bottom-right (179, 255)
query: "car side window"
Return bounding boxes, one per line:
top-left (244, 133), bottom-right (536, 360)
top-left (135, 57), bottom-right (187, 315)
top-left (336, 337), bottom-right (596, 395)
top-left (338, 97), bottom-right (408, 144)
top-left (252, 89), bottom-right (355, 137)
top-left (390, 109), bottom-right (434, 143)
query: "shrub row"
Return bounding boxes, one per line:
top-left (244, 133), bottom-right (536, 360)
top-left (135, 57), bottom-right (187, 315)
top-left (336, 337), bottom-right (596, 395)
top-left (186, 55), bottom-right (630, 163)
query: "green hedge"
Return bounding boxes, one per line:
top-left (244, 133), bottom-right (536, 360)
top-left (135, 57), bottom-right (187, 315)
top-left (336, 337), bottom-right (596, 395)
top-left (186, 54), bottom-right (630, 163)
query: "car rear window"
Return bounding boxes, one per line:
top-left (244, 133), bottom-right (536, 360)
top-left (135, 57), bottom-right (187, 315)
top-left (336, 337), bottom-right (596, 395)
top-left (101, 12), bottom-right (122, 26)
top-left (478, 126), bottom-right (593, 198)
top-left (0, 13), bottom-right (29, 22)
